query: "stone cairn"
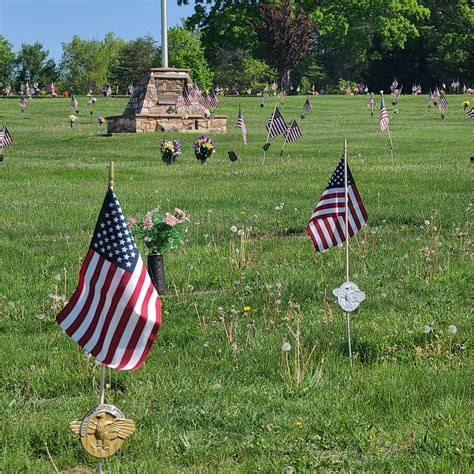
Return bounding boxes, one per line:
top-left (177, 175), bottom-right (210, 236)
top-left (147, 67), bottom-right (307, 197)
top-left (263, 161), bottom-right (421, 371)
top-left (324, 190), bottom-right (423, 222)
top-left (106, 68), bottom-right (227, 134)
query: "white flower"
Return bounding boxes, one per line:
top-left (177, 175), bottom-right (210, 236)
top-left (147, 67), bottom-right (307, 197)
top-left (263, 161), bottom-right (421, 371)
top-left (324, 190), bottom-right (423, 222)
top-left (448, 324), bottom-right (457, 334)
top-left (424, 220), bottom-right (430, 225)
top-left (230, 225), bottom-right (238, 233)
top-left (423, 325), bottom-right (432, 334)
top-left (281, 341), bottom-right (291, 352)
top-left (238, 229), bottom-right (244, 236)
top-left (54, 274), bottom-right (61, 281)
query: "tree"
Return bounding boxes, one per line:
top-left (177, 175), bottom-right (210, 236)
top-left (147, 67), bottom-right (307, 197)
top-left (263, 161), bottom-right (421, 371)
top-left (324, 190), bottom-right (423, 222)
top-left (164, 27), bottom-right (213, 89)
top-left (61, 33), bottom-right (124, 93)
top-left (16, 42), bottom-right (49, 84)
top-left (255, 1), bottom-right (315, 86)
top-left (0, 36), bottom-right (15, 86)
top-left (110, 35), bottom-right (157, 91)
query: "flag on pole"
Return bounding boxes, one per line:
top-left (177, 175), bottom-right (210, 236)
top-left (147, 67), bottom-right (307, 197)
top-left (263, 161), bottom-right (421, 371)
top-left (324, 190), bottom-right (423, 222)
top-left (438, 94), bottom-right (448, 110)
top-left (176, 85), bottom-right (191, 108)
top-left (307, 157), bottom-right (368, 252)
top-left (208, 90), bottom-right (219, 109)
top-left (303, 98), bottom-right (313, 112)
top-left (390, 79), bottom-right (398, 92)
top-left (71, 96), bottom-right (79, 112)
top-left (379, 97), bottom-right (389, 132)
top-left (19, 96), bottom-right (27, 109)
top-left (236, 108), bottom-right (247, 145)
top-left (467, 107), bottom-right (474, 119)
top-left (433, 87), bottom-right (440, 99)
top-left (367, 95), bottom-right (375, 114)
top-left (284, 119), bottom-right (302, 143)
top-left (0, 127), bottom-right (13, 148)
top-left (199, 91), bottom-right (210, 108)
top-left (56, 188), bottom-right (162, 371)
top-left (266, 107), bottom-right (287, 137)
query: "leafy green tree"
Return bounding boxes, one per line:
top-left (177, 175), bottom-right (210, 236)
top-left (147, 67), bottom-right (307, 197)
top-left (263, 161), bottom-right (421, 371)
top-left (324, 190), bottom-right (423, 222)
top-left (164, 27), bottom-right (213, 89)
top-left (0, 36), bottom-right (15, 86)
top-left (242, 57), bottom-right (275, 90)
top-left (111, 35), bottom-right (158, 91)
top-left (60, 33), bottom-right (124, 93)
top-left (16, 42), bottom-right (49, 84)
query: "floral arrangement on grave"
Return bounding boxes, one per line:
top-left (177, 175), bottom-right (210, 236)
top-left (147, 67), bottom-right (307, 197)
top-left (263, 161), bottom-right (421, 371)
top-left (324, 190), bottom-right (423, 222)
top-left (128, 207), bottom-right (190, 254)
top-left (160, 139), bottom-right (181, 165)
top-left (194, 135), bottom-right (215, 163)
top-left (68, 114), bottom-right (78, 127)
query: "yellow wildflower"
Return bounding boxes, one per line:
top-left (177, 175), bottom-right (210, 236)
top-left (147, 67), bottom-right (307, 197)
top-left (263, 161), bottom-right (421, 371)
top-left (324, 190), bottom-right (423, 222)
top-left (243, 306), bottom-right (252, 312)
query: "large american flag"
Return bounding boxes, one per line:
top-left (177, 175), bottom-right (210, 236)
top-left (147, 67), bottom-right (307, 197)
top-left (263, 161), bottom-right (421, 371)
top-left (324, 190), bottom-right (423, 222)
top-left (266, 107), bottom-right (287, 137)
top-left (57, 188), bottom-right (162, 371)
top-left (0, 127), bottom-right (13, 148)
top-left (307, 157), bottom-right (368, 252)
top-left (284, 119), bottom-right (302, 143)
top-left (237, 108), bottom-right (247, 145)
top-left (438, 94), bottom-right (448, 110)
top-left (380, 97), bottom-right (389, 132)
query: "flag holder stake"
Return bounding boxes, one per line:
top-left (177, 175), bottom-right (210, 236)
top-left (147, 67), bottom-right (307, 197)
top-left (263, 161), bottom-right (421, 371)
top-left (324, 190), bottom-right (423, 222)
top-left (279, 114), bottom-right (295, 157)
top-left (381, 92), bottom-right (394, 163)
top-left (263, 103), bottom-right (277, 163)
top-left (343, 140), bottom-right (354, 375)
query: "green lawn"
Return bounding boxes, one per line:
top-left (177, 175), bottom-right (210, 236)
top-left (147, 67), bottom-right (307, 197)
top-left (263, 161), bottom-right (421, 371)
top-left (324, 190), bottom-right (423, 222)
top-left (0, 94), bottom-right (472, 472)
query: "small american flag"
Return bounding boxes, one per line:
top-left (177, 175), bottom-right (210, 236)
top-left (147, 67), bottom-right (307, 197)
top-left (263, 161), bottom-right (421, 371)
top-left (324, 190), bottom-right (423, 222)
top-left (303, 98), bottom-right (313, 112)
top-left (57, 188), bottom-right (162, 370)
top-left (71, 96), bottom-right (79, 111)
top-left (208, 90), bottom-right (219, 109)
top-left (176, 85), bottom-right (191, 108)
top-left (428, 89), bottom-right (434, 104)
top-left (390, 78), bottom-right (398, 92)
top-left (467, 107), bottom-right (474, 119)
top-left (438, 94), bottom-right (448, 110)
top-left (379, 97), bottom-right (389, 132)
top-left (236, 108), bottom-right (247, 145)
top-left (199, 91), bottom-right (209, 108)
top-left (307, 157), bottom-right (368, 252)
top-left (0, 127), bottom-right (13, 148)
top-left (19, 96), bottom-right (27, 108)
top-left (266, 107), bottom-right (287, 137)
top-left (367, 96), bottom-right (375, 111)
top-left (284, 119), bottom-right (302, 143)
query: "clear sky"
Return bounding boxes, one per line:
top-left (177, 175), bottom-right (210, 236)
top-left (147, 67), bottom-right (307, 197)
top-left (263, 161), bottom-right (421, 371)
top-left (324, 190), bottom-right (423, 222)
top-left (0, 0), bottom-right (197, 62)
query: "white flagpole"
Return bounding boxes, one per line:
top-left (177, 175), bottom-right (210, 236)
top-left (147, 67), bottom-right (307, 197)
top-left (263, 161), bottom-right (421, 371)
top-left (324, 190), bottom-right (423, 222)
top-left (161, 0), bottom-right (168, 68)
top-left (263, 103), bottom-right (277, 163)
top-left (343, 140), bottom-right (354, 370)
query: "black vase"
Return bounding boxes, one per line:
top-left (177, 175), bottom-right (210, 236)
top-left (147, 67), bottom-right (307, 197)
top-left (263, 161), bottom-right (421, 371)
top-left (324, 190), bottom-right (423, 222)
top-left (147, 253), bottom-right (166, 295)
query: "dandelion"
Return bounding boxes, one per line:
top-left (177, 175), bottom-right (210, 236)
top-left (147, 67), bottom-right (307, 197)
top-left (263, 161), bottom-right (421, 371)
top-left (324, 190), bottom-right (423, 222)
top-left (238, 228), bottom-right (245, 236)
top-left (230, 225), bottom-right (238, 233)
top-left (424, 220), bottom-right (430, 226)
top-left (295, 420), bottom-right (303, 428)
top-left (448, 324), bottom-right (457, 334)
top-left (54, 274), bottom-right (62, 281)
top-left (281, 341), bottom-right (291, 352)
top-left (243, 305), bottom-right (252, 312)
top-left (423, 325), bottom-right (432, 334)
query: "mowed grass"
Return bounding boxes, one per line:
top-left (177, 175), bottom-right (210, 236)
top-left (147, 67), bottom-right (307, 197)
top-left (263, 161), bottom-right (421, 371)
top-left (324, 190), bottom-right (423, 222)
top-left (0, 93), bottom-right (472, 473)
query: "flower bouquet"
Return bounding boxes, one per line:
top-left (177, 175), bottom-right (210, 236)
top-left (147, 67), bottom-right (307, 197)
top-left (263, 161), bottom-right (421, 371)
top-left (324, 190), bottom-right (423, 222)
top-left (128, 207), bottom-right (190, 294)
top-left (160, 139), bottom-right (181, 165)
top-left (194, 135), bottom-right (215, 163)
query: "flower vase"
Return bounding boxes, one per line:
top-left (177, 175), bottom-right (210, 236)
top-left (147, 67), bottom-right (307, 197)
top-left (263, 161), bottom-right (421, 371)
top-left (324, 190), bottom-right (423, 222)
top-left (147, 253), bottom-right (166, 295)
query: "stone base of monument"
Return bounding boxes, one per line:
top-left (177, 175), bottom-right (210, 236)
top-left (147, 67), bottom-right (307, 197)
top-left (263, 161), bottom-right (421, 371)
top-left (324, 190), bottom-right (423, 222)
top-left (106, 67), bottom-right (227, 134)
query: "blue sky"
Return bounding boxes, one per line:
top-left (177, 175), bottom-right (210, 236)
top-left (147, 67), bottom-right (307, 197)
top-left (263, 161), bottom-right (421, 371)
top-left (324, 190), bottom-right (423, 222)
top-left (0, 0), bottom-right (197, 62)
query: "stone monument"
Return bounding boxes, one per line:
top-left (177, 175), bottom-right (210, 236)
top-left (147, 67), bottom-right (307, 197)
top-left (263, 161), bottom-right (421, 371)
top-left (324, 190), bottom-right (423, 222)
top-left (106, 0), bottom-right (226, 134)
top-left (106, 68), bottom-right (227, 134)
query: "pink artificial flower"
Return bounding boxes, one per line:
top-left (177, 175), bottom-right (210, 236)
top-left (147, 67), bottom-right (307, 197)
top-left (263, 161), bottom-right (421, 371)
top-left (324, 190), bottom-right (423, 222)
top-left (174, 207), bottom-right (190, 221)
top-left (164, 213), bottom-right (179, 226)
top-left (143, 219), bottom-right (153, 230)
top-left (127, 217), bottom-right (137, 228)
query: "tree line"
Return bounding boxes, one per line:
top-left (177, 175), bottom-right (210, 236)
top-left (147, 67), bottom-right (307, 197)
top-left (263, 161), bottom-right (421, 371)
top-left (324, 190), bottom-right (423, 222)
top-left (0, 0), bottom-right (472, 95)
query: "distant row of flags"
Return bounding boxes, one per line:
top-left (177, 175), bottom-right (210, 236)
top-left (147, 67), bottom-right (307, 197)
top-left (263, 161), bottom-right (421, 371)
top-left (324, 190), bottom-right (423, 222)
top-left (175, 84), bottom-right (219, 110)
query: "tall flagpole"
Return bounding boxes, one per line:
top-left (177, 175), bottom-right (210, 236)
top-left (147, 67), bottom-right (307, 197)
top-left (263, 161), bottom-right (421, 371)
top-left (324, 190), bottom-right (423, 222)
top-left (263, 103), bottom-right (277, 163)
top-left (161, 0), bottom-right (168, 68)
top-left (343, 140), bottom-right (353, 371)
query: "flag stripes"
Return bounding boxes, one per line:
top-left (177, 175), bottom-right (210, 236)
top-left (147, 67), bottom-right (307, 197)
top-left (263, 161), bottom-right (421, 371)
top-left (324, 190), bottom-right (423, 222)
top-left (266, 107), bottom-right (287, 137)
top-left (467, 107), bottom-right (474, 119)
top-left (57, 189), bottom-right (161, 371)
top-left (380, 97), bottom-right (389, 132)
top-left (237, 108), bottom-right (247, 145)
top-left (438, 95), bottom-right (448, 110)
top-left (284, 119), bottom-right (302, 143)
top-left (0, 127), bottom-right (13, 148)
top-left (307, 158), bottom-right (368, 252)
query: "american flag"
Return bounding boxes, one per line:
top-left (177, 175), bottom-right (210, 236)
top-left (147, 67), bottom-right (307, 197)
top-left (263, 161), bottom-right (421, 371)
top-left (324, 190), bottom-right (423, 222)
top-left (236, 108), bottom-right (247, 145)
top-left (199, 91), bottom-right (209, 108)
top-left (307, 157), bottom-right (368, 252)
top-left (379, 97), bottom-right (389, 132)
top-left (0, 127), bottom-right (13, 148)
top-left (428, 89), bottom-right (434, 104)
top-left (71, 96), bottom-right (79, 112)
top-left (208, 90), bottom-right (219, 109)
top-left (189, 84), bottom-right (201, 102)
top-left (176, 85), bottom-right (191, 108)
top-left (467, 107), bottom-right (474, 119)
top-left (390, 78), bottom-right (398, 92)
top-left (266, 107), bottom-right (287, 137)
top-left (19, 96), bottom-right (27, 108)
top-left (438, 94), bottom-right (448, 110)
top-left (284, 119), bottom-right (302, 143)
top-left (303, 98), bottom-right (313, 112)
top-left (367, 96), bottom-right (375, 111)
top-left (433, 87), bottom-right (440, 98)
top-left (56, 188), bottom-right (162, 371)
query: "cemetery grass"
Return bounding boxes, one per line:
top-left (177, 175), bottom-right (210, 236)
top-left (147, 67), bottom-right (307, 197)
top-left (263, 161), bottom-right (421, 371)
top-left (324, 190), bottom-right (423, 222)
top-left (0, 94), bottom-right (472, 473)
